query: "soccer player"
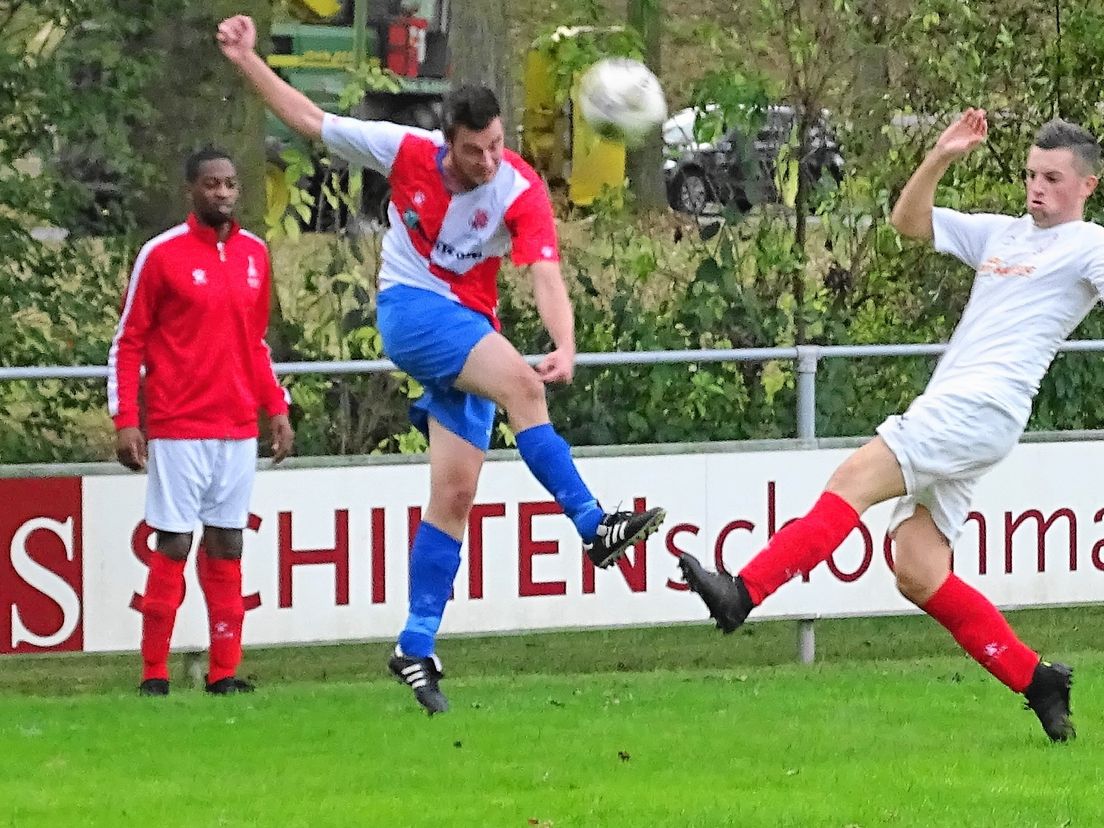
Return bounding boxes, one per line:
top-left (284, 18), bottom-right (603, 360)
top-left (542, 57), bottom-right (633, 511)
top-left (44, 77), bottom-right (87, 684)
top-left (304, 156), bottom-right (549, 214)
top-left (217, 15), bottom-right (666, 714)
top-left (679, 110), bottom-right (1103, 742)
top-left (109, 147), bottom-right (294, 696)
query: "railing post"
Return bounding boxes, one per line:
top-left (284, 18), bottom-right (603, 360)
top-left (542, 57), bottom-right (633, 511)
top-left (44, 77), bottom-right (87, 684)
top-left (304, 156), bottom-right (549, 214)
top-left (795, 345), bottom-right (820, 441)
top-left (182, 649), bottom-right (206, 687)
top-left (795, 345), bottom-right (820, 663)
top-left (797, 619), bottom-right (816, 664)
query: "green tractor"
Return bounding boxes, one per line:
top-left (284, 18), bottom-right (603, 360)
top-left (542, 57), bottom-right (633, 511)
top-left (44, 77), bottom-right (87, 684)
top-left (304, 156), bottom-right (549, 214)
top-left (266, 0), bottom-right (451, 229)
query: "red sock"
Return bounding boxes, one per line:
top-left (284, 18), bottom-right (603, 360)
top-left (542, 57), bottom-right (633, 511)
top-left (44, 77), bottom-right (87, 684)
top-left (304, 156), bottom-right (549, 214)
top-left (198, 550), bottom-right (245, 684)
top-left (140, 553), bottom-right (187, 681)
top-left (739, 491), bottom-right (861, 605)
top-left (922, 574), bottom-right (1039, 693)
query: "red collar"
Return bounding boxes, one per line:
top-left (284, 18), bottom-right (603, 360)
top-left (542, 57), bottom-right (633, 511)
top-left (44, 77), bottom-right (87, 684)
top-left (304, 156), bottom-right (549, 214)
top-left (187, 212), bottom-right (240, 246)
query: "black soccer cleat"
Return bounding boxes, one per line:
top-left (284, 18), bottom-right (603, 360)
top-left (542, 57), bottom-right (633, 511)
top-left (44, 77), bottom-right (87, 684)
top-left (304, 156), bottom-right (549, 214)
top-left (678, 552), bottom-right (754, 634)
top-left (585, 507), bottom-right (667, 569)
top-left (389, 647), bottom-right (449, 716)
top-left (138, 678), bottom-right (170, 697)
top-left (205, 676), bottom-right (256, 695)
top-left (1024, 660), bottom-right (1075, 743)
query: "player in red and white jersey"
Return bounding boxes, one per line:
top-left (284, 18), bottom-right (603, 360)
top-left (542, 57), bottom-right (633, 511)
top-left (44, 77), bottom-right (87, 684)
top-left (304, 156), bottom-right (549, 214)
top-left (109, 146), bottom-right (294, 697)
top-left (681, 112), bottom-right (1104, 742)
top-left (219, 15), bottom-right (666, 714)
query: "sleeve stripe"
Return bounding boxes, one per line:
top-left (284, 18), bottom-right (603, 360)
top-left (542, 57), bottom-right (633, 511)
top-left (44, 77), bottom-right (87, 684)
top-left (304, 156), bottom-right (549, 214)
top-left (106, 223), bottom-right (188, 417)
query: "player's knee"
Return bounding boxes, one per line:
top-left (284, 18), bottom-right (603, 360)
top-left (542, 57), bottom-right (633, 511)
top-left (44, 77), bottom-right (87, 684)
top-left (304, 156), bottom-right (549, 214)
top-left (503, 368), bottom-right (546, 414)
top-left (894, 569), bottom-right (927, 605)
top-left (893, 549), bottom-right (939, 605)
top-left (204, 528), bottom-right (244, 560)
top-left (432, 478), bottom-right (478, 523)
top-left (156, 531), bottom-right (192, 561)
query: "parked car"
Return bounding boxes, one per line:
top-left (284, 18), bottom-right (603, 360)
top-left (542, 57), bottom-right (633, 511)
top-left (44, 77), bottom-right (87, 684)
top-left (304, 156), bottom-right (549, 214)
top-left (663, 104), bottom-right (844, 215)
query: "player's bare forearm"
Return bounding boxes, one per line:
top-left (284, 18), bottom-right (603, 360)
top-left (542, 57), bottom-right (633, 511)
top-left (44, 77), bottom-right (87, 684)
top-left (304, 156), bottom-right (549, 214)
top-left (890, 150), bottom-right (955, 240)
top-left (529, 261), bottom-right (576, 355)
top-left (892, 108), bottom-right (988, 241)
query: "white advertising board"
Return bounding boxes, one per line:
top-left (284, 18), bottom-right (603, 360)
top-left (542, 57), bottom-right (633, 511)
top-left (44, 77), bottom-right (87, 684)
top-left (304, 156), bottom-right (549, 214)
top-left (3, 441), bottom-right (1102, 654)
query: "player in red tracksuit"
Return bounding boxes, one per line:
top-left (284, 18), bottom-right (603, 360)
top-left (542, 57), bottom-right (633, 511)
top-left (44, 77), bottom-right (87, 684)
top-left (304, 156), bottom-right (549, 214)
top-left (108, 146), bottom-right (294, 696)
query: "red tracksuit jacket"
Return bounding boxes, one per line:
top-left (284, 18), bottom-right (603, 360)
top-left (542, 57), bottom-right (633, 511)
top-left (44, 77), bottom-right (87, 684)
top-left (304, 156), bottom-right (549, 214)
top-left (108, 214), bottom-right (289, 439)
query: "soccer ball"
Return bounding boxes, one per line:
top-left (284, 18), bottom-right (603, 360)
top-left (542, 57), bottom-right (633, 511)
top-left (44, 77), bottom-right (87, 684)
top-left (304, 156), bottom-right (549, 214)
top-left (577, 58), bottom-right (668, 147)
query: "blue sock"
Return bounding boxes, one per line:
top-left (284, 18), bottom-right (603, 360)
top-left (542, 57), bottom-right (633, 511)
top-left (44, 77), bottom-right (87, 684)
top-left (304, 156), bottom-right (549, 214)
top-left (515, 423), bottom-right (604, 542)
top-left (397, 522), bottom-right (462, 658)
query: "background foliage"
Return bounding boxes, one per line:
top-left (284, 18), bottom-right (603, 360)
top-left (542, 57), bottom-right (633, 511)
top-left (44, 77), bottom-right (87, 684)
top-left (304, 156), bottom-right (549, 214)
top-left (3, 0), bottom-right (1104, 462)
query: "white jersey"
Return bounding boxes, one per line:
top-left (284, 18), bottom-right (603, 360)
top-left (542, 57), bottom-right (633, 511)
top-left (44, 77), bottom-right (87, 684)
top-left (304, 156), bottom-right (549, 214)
top-left (928, 207), bottom-right (1104, 424)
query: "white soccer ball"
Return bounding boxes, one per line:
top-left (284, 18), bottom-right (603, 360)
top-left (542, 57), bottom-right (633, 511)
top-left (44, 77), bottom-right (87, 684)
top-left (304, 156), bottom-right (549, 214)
top-left (578, 58), bottom-right (668, 147)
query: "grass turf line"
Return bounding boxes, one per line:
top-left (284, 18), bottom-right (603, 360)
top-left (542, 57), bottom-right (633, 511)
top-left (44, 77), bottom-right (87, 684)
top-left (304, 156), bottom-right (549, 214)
top-left (0, 605), bottom-right (1101, 696)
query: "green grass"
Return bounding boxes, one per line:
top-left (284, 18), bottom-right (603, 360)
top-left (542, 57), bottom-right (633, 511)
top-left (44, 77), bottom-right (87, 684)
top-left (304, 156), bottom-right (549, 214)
top-left (1, 609), bottom-right (1103, 826)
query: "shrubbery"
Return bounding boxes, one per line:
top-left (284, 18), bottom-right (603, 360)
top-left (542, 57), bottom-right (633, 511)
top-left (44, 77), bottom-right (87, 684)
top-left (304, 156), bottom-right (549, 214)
top-left (4, 1), bottom-right (1104, 462)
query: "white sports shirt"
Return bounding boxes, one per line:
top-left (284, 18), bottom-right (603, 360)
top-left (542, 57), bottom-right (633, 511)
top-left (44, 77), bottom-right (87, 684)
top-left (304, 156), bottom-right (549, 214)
top-left (929, 206), bottom-right (1104, 423)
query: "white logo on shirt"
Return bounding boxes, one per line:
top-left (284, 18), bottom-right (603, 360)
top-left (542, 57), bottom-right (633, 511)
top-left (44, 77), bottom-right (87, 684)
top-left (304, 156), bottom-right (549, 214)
top-left (413, 191), bottom-right (426, 206)
top-left (541, 245), bottom-right (555, 259)
top-left (246, 255), bottom-right (261, 289)
top-left (191, 268), bottom-right (207, 285)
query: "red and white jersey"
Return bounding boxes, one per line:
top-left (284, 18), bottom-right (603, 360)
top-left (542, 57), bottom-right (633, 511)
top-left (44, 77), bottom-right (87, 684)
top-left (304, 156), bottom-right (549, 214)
top-left (322, 114), bottom-right (560, 329)
top-left (108, 214), bottom-right (290, 440)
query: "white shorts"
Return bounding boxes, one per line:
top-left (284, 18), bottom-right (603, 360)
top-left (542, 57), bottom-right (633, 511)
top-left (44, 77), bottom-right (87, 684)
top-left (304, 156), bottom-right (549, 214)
top-left (145, 438), bottom-right (258, 533)
top-left (876, 393), bottom-right (1022, 545)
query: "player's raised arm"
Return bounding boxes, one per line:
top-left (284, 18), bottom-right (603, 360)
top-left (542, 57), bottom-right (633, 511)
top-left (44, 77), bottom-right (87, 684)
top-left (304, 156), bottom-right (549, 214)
top-left (216, 14), bottom-right (324, 142)
top-left (891, 108), bottom-right (988, 241)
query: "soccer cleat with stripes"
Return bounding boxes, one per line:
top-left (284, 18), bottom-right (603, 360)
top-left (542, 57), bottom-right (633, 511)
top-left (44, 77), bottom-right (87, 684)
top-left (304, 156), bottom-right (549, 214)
top-left (584, 507), bottom-right (667, 569)
top-left (677, 552), bottom-right (754, 633)
top-left (389, 647), bottom-right (449, 715)
top-left (1024, 660), bottom-right (1075, 742)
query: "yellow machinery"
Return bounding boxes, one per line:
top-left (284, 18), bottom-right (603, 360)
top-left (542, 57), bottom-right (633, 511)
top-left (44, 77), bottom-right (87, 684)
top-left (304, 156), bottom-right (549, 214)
top-left (521, 31), bottom-right (628, 206)
top-left (289, 0), bottom-right (344, 19)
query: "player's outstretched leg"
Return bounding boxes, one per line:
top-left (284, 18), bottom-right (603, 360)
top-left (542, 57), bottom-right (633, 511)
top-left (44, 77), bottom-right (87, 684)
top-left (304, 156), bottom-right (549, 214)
top-left (680, 491), bottom-right (859, 631)
top-left (1023, 661), bottom-right (1075, 742)
top-left (678, 553), bottom-right (755, 633)
top-left (921, 575), bottom-right (1075, 742)
top-left (514, 423), bottom-right (666, 568)
top-left (393, 521), bottom-right (461, 715)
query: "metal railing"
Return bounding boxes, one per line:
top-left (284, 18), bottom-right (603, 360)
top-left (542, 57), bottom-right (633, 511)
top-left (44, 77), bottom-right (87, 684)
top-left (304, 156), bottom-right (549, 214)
top-left (6, 338), bottom-right (1104, 440)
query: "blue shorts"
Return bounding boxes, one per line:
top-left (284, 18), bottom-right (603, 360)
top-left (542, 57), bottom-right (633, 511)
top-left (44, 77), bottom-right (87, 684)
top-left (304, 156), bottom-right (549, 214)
top-left (377, 284), bottom-right (497, 450)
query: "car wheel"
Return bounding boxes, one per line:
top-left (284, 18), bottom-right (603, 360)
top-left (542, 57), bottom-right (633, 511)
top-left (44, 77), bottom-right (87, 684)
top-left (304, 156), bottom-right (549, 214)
top-left (673, 170), bottom-right (711, 215)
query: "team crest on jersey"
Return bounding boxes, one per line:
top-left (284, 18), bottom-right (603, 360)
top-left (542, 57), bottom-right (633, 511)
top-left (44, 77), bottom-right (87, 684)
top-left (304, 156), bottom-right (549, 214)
top-left (191, 268), bottom-right (207, 285)
top-left (403, 208), bottom-right (420, 228)
top-left (246, 255), bottom-right (261, 289)
top-left (471, 209), bottom-right (489, 230)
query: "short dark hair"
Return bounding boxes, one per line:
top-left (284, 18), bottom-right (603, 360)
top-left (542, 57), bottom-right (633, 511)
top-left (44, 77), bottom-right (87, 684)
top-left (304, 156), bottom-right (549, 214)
top-left (184, 146), bottom-right (234, 183)
top-left (440, 85), bottom-right (501, 140)
top-left (1033, 119), bottom-right (1101, 174)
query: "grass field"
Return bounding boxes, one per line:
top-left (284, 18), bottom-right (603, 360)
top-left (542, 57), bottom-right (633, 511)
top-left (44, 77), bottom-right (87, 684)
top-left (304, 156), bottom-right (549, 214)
top-left (2, 609), bottom-right (1102, 827)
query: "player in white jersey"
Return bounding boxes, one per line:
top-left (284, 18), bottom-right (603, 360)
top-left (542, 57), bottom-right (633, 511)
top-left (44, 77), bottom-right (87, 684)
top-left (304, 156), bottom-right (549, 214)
top-left (217, 15), bottom-right (666, 714)
top-left (680, 111), bottom-right (1104, 742)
